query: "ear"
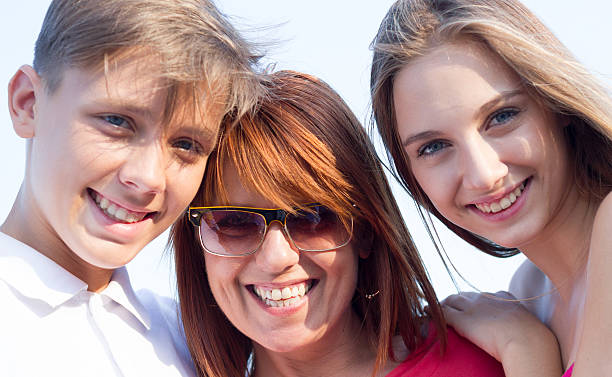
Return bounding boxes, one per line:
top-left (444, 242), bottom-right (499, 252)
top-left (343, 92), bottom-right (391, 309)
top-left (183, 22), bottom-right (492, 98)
top-left (8, 65), bottom-right (42, 139)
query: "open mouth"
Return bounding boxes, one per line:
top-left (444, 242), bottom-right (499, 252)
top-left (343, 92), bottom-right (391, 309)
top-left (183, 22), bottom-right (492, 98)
top-left (88, 189), bottom-right (155, 224)
top-left (472, 177), bottom-right (530, 214)
top-left (249, 280), bottom-right (315, 308)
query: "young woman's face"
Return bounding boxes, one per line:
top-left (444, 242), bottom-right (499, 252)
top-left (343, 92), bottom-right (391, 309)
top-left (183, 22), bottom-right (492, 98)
top-left (392, 41), bottom-right (571, 249)
top-left (203, 161), bottom-right (362, 354)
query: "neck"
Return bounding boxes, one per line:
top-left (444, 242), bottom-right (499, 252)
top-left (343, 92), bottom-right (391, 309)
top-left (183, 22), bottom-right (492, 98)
top-left (253, 311), bottom-right (378, 377)
top-left (1, 184), bottom-right (113, 292)
top-left (518, 188), bottom-right (597, 301)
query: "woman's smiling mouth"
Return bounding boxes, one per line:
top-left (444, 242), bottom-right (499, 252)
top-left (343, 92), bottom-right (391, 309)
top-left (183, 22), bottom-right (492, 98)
top-left (250, 281), bottom-right (314, 308)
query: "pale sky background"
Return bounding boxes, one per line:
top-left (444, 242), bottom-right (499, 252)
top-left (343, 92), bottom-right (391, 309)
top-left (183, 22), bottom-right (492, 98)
top-left (1, 1), bottom-right (610, 300)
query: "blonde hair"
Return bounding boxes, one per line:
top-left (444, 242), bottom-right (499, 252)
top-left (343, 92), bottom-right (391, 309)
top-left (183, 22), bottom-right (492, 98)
top-left (172, 71), bottom-right (445, 377)
top-left (370, 0), bottom-right (612, 257)
top-left (33, 0), bottom-right (261, 120)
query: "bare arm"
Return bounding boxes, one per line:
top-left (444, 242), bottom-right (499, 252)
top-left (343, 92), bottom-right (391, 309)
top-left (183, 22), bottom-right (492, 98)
top-left (443, 291), bottom-right (563, 377)
top-left (572, 193), bottom-right (612, 376)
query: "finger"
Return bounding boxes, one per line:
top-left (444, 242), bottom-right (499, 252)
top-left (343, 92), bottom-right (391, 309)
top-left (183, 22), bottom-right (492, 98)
top-left (441, 292), bottom-right (474, 310)
top-left (441, 305), bottom-right (472, 338)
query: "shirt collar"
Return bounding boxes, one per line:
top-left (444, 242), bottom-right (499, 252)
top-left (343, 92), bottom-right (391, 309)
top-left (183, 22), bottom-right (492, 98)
top-left (0, 232), bottom-right (151, 330)
top-left (0, 232), bottom-right (88, 308)
top-left (103, 267), bottom-right (152, 330)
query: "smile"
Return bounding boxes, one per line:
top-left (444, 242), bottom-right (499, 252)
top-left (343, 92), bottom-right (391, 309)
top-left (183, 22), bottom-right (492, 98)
top-left (251, 281), bottom-right (313, 308)
top-left (89, 189), bottom-right (152, 224)
top-left (472, 179), bottom-right (529, 214)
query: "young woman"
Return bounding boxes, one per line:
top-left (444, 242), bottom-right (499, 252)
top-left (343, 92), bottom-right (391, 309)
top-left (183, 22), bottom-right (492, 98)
top-left (170, 71), bottom-right (560, 376)
top-left (370, 1), bottom-right (612, 376)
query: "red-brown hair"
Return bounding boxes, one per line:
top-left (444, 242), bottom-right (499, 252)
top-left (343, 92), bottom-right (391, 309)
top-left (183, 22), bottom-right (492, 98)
top-left (171, 70), bottom-right (445, 377)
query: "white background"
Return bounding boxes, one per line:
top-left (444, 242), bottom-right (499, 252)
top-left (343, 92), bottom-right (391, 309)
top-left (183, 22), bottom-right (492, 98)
top-left (1, 1), bottom-right (610, 300)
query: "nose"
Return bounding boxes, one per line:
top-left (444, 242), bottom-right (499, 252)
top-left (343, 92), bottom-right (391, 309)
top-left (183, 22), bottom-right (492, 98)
top-left (118, 142), bottom-right (167, 194)
top-left (254, 222), bottom-right (300, 273)
top-left (461, 135), bottom-right (508, 191)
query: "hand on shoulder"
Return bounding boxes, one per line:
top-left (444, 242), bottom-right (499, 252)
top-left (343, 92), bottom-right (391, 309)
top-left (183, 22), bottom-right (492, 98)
top-left (442, 291), bottom-right (562, 377)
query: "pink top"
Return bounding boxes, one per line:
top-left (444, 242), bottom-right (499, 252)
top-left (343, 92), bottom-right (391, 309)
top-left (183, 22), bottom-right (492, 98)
top-left (386, 325), bottom-right (504, 377)
top-left (562, 363), bottom-right (574, 377)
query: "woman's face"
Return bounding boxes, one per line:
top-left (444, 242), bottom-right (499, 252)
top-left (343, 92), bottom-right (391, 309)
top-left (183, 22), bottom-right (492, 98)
top-left (203, 161), bottom-right (363, 354)
top-left (392, 41), bottom-right (571, 249)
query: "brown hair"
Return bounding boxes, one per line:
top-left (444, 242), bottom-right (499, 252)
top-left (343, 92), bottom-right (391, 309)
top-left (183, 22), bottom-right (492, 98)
top-left (33, 0), bottom-right (261, 121)
top-left (171, 70), bottom-right (446, 377)
top-left (370, 0), bottom-right (612, 257)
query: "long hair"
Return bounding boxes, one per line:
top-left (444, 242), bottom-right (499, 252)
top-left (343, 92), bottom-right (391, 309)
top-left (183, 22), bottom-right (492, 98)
top-left (370, 0), bottom-right (612, 257)
top-left (171, 70), bottom-right (446, 377)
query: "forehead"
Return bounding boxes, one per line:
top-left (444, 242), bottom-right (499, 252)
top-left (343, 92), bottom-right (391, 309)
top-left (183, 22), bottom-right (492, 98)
top-left (393, 41), bottom-right (521, 128)
top-left (54, 52), bottom-right (224, 136)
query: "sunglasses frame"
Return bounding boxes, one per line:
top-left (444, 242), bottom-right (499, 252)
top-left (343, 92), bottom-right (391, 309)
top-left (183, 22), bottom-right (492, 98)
top-left (187, 203), bottom-right (353, 257)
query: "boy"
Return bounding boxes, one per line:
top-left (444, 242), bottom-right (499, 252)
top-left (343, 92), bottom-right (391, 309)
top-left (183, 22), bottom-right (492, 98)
top-left (0, 0), bottom-right (260, 375)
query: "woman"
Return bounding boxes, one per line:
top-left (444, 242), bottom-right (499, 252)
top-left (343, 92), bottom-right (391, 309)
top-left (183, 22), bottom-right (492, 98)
top-left (170, 71), bottom-right (558, 376)
top-left (370, 0), bottom-right (612, 375)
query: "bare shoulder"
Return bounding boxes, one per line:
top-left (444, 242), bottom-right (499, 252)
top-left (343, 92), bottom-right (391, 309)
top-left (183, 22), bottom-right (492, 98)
top-left (594, 192), bottom-right (612, 224)
top-left (509, 259), bottom-right (553, 322)
top-left (589, 192), bottom-right (612, 258)
top-left (509, 259), bottom-right (548, 298)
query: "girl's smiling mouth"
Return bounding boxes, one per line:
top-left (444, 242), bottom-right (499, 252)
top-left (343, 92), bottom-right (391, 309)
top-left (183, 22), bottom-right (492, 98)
top-left (468, 177), bottom-right (531, 218)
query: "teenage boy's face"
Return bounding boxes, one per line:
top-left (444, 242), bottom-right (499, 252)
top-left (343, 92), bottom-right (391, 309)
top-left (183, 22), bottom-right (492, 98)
top-left (16, 55), bottom-right (221, 270)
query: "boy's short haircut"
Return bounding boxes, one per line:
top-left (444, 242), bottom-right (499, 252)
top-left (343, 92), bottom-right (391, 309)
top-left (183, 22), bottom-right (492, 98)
top-left (33, 0), bottom-right (260, 120)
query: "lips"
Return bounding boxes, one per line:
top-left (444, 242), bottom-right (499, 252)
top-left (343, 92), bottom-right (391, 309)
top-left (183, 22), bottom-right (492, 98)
top-left (88, 189), bottom-right (154, 223)
top-left (469, 177), bottom-right (531, 216)
top-left (473, 182), bottom-right (526, 214)
top-left (250, 280), bottom-right (314, 308)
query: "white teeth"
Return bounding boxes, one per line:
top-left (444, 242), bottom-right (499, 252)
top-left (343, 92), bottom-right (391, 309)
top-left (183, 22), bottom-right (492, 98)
top-left (115, 208), bottom-right (128, 221)
top-left (92, 191), bottom-right (146, 224)
top-left (271, 289), bottom-right (282, 300)
top-left (107, 203), bottom-right (117, 216)
top-left (490, 202), bottom-right (502, 213)
top-left (514, 187), bottom-right (522, 197)
top-left (281, 287), bottom-right (292, 299)
top-left (474, 182), bottom-right (526, 215)
top-left (255, 282), bottom-right (311, 308)
top-left (500, 198), bottom-right (511, 210)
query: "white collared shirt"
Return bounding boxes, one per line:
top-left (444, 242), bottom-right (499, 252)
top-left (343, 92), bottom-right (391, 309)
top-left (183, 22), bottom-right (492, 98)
top-left (0, 232), bottom-right (195, 377)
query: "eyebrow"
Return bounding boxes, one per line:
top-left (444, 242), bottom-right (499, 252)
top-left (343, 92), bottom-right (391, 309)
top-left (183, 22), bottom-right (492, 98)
top-left (91, 100), bottom-right (154, 119)
top-left (401, 88), bottom-right (526, 147)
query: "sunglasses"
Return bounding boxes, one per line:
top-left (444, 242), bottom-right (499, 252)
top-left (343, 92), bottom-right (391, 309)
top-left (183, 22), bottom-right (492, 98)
top-left (187, 203), bottom-right (353, 257)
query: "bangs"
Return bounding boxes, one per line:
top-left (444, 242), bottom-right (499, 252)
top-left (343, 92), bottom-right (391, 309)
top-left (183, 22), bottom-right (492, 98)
top-left (200, 82), bottom-right (355, 221)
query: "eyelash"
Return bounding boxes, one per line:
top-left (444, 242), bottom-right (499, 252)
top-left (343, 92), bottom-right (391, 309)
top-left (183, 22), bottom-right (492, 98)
top-left (417, 140), bottom-right (450, 158)
top-left (488, 108), bottom-right (520, 129)
top-left (173, 138), bottom-right (204, 155)
top-left (416, 107), bottom-right (521, 158)
top-left (101, 114), bottom-right (132, 130)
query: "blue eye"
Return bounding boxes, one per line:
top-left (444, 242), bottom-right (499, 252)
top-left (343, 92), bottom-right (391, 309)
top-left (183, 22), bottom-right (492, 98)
top-left (173, 138), bottom-right (203, 154)
top-left (489, 109), bottom-right (519, 127)
top-left (417, 140), bottom-right (450, 157)
top-left (103, 115), bottom-right (129, 128)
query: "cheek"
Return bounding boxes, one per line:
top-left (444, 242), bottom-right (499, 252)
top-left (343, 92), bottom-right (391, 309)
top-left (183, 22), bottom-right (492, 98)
top-left (412, 163), bottom-right (457, 210)
top-left (204, 254), bottom-right (244, 305)
top-left (167, 163), bottom-right (207, 206)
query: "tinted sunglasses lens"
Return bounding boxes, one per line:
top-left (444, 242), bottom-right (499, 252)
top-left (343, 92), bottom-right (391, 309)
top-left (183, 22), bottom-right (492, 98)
top-left (199, 210), bottom-right (265, 255)
top-left (286, 206), bottom-right (350, 251)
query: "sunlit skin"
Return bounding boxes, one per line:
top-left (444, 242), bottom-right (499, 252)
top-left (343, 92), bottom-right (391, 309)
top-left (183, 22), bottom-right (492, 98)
top-left (393, 40), bottom-right (598, 365)
top-left (203, 161), bottom-right (385, 377)
top-left (2, 54), bottom-right (222, 292)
